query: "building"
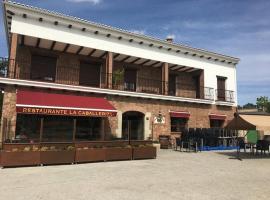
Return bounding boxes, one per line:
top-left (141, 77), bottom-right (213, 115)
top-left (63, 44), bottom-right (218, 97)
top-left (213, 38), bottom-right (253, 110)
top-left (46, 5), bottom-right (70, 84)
top-left (0, 1), bottom-right (239, 146)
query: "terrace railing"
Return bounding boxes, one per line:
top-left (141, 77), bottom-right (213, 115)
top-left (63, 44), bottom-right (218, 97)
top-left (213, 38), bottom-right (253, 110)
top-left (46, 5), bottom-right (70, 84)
top-left (0, 57), bottom-right (217, 101)
top-left (216, 89), bottom-right (235, 103)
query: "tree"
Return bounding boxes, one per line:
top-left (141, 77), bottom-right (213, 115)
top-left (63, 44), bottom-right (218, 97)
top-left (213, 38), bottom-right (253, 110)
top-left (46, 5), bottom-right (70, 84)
top-left (242, 103), bottom-right (257, 109)
top-left (256, 96), bottom-right (269, 112)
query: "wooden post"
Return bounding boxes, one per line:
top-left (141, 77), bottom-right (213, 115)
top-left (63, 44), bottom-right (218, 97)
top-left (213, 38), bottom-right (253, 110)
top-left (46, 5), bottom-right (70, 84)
top-left (39, 118), bottom-right (44, 142)
top-left (9, 33), bottom-right (18, 78)
top-left (162, 62), bottom-right (169, 95)
top-left (100, 118), bottom-right (105, 140)
top-left (106, 52), bottom-right (113, 89)
top-left (73, 119), bottom-right (76, 142)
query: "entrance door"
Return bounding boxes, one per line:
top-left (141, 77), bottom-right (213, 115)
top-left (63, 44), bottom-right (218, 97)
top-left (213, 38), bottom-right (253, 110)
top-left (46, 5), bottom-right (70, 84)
top-left (169, 74), bottom-right (176, 95)
top-left (79, 62), bottom-right (101, 87)
top-left (124, 69), bottom-right (137, 91)
top-left (217, 77), bottom-right (226, 101)
top-left (122, 111), bottom-right (144, 140)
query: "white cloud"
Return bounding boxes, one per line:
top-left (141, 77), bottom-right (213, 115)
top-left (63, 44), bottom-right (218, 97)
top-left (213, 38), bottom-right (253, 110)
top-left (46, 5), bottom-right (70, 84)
top-left (130, 29), bottom-right (146, 35)
top-left (66, 0), bottom-right (102, 4)
top-left (166, 34), bottom-right (175, 40)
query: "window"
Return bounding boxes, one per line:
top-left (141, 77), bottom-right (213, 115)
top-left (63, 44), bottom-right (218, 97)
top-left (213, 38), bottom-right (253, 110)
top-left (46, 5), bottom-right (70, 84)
top-left (42, 116), bottom-right (73, 142)
top-left (15, 114), bottom-right (41, 143)
top-left (171, 117), bottom-right (188, 132)
top-left (31, 55), bottom-right (57, 82)
top-left (75, 117), bottom-right (102, 141)
top-left (210, 119), bottom-right (224, 128)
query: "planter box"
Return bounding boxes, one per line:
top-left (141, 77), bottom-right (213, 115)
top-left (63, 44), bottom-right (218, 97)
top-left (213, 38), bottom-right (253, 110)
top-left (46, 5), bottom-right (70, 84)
top-left (75, 148), bottom-right (106, 163)
top-left (132, 146), bottom-right (157, 159)
top-left (105, 147), bottom-right (132, 161)
top-left (40, 150), bottom-right (75, 165)
top-left (1, 151), bottom-right (40, 167)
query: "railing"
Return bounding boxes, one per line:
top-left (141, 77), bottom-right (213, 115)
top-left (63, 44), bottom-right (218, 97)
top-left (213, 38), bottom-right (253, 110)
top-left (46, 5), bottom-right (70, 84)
top-left (216, 89), bottom-right (235, 103)
top-left (168, 82), bottom-right (214, 100)
top-left (0, 57), bottom-right (217, 101)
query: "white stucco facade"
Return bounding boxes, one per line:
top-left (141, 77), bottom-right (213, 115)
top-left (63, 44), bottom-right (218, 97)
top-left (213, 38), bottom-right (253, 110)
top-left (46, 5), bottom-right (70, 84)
top-left (3, 1), bottom-right (239, 107)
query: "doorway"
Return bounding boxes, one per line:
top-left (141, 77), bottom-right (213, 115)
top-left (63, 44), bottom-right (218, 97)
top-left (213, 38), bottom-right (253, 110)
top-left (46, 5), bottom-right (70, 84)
top-left (122, 111), bottom-right (144, 140)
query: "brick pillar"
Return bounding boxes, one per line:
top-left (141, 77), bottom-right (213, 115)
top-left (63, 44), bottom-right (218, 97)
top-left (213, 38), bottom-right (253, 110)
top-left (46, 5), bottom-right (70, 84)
top-left (9, 33), bottom-right (18, 78)
top-left (162, 62), bottom-right (169, 95)
top-left (199, 70), bottom-right (205, 99)
top-left (0, 86), bottom-right (17, 143)
top-left (105, 52), bottom-right (113, 89)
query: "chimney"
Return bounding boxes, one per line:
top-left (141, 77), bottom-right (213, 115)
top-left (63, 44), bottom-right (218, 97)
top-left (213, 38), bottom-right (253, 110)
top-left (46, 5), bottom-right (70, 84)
top-left (166, 37), bottom-right (173, 43)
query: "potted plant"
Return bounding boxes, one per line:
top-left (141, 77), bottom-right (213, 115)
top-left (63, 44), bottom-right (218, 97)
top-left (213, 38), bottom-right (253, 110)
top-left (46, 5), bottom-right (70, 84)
top-left (75, 145), bottom-right (106, 163)
top-left (112, 69), bottom-right (124, 89)
top-left (132, 144), bottom-right (157, 160)
top-left (105, 145), bottom-right (132, 161)
top-left (1, 145), bottom-right (40, 167)
top-left (40, 145), bottom-right (75, 165)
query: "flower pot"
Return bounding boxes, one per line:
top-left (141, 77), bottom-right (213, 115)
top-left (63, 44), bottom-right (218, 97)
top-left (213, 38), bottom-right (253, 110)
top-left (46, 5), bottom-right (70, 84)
top-left (40, 150), bottom-right (75, 165)
top-left (75, 148), bottom-right (106, 163)
top-left (132, 146), bottom-right (157, 159)
top-left (105, 147), bottom-right (132, 161)
top-left (1, 151), bottom-right (40, 167)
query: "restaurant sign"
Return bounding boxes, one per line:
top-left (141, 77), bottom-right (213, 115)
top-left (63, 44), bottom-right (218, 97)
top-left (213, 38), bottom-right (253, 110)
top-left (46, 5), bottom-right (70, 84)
top-left (16, 107), bottom-right (117, 117)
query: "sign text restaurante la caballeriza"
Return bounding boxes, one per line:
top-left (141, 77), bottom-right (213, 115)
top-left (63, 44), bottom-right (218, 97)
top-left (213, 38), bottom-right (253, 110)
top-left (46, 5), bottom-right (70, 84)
top-left (16, 107), bottom-right (117, 117)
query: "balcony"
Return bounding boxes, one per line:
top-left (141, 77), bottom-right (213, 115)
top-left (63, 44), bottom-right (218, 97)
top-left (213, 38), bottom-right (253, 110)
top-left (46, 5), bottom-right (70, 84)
top-left (0, 57), bottom-right (215, 101)
top-left (216, 89), bottom-right (235, 103)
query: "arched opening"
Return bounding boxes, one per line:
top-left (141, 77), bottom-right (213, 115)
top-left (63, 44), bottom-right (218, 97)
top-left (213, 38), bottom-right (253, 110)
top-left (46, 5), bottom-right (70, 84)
top-left (122, 111), bottom-right (144, 140)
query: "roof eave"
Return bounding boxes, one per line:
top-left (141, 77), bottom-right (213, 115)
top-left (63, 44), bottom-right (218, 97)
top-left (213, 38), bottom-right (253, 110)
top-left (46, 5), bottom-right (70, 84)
top-left (4, 1), bottom-right (240, 63)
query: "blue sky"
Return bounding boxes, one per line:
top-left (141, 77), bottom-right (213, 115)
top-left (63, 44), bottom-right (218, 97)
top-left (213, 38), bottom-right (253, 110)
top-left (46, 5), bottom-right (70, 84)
top-left (1, 0), bottom-right (270, 105)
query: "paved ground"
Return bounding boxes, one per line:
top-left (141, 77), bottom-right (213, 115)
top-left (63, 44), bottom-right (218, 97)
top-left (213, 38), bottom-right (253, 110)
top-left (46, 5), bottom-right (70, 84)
top-left (1, 149), bottom-right (270, 200)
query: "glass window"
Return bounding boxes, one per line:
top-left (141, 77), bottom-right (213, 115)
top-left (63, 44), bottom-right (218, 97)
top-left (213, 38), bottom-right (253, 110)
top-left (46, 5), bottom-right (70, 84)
top-left (75, 117), bottom-right (102, 141)
top-left (15, 114), bottom-right (41, 143)
top-left (171, 117), bottom-right (187, 132)
top-left (210, 119), bottom-right (224, 128)
top-left (42, 115), bottom-right (73, 142)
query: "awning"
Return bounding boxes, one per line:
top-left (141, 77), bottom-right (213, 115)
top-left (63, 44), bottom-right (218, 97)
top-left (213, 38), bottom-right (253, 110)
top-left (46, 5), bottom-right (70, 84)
top-left (169, 111), bottom-right (190, 118)
top-left (209, 113), bottom-right (226, 120)
top-left (16, 90), bottom-right (117, 117)
top-left (226, 114), bottom-right (270, 134)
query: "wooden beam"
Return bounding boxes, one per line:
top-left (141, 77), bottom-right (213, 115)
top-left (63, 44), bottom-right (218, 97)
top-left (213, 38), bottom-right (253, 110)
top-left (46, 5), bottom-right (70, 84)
top-left (113, 53), bottom-right (120, 59)
top-left (106, 52), bottom-right (113, 89)
top-left (88, 49), bottom-right (96, 56)
top-left (63, 44), bottom-right (70, 52)
top-left (185, 68), bottom-right (199, 73)
top-left (120, 56), bottom-right (131, 62)
top-left (129, 57), bottom-right (141, 64)
top-left (50, 41), bottom-right (56, 50)
top-left (162, 63), bottom-right (169, 95)
top-left (169, 64), bottom-right (178, 69)
top-left (35, 38), bottom-right (41, 48)
top-left (177, 66), bottom-right (187, 71)
top-left (139, 59), bottom-right (151, 65)
top-left (76, 46), bottom-right (84, 55)
top-left (171, 66), bottom-right (182, 70)
top-left (180, 67), bottom-right (192, 72)
top-left (150, 61), bottom-right (160, 67)
top-left (99, 51), bottom-right (108, 59)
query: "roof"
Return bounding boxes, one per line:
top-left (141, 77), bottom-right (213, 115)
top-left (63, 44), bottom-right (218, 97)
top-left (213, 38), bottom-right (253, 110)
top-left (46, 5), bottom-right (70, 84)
top-left (2, 0), bottom-right (240, 64)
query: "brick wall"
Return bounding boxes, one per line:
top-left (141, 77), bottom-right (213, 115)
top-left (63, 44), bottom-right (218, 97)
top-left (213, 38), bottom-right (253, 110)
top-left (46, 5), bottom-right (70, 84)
top-left (0, 86), bottom-right (235, 143)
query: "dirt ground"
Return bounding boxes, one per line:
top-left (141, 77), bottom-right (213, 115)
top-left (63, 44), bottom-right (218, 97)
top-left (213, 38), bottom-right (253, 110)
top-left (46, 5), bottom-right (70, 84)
top-left (0, 149), bottom-right (270, 200)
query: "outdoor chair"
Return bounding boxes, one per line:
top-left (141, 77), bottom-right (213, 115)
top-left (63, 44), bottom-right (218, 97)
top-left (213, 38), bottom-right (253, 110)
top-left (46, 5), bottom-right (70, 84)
top-left (255, 140), bottom-right (270, 155)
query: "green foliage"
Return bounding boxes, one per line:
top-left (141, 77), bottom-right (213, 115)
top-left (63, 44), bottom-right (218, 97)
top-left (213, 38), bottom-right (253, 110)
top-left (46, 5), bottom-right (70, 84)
top-left (256, 96), bottom-right (269, 112)
top-left (243, 103), bottom-right (257, 109)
